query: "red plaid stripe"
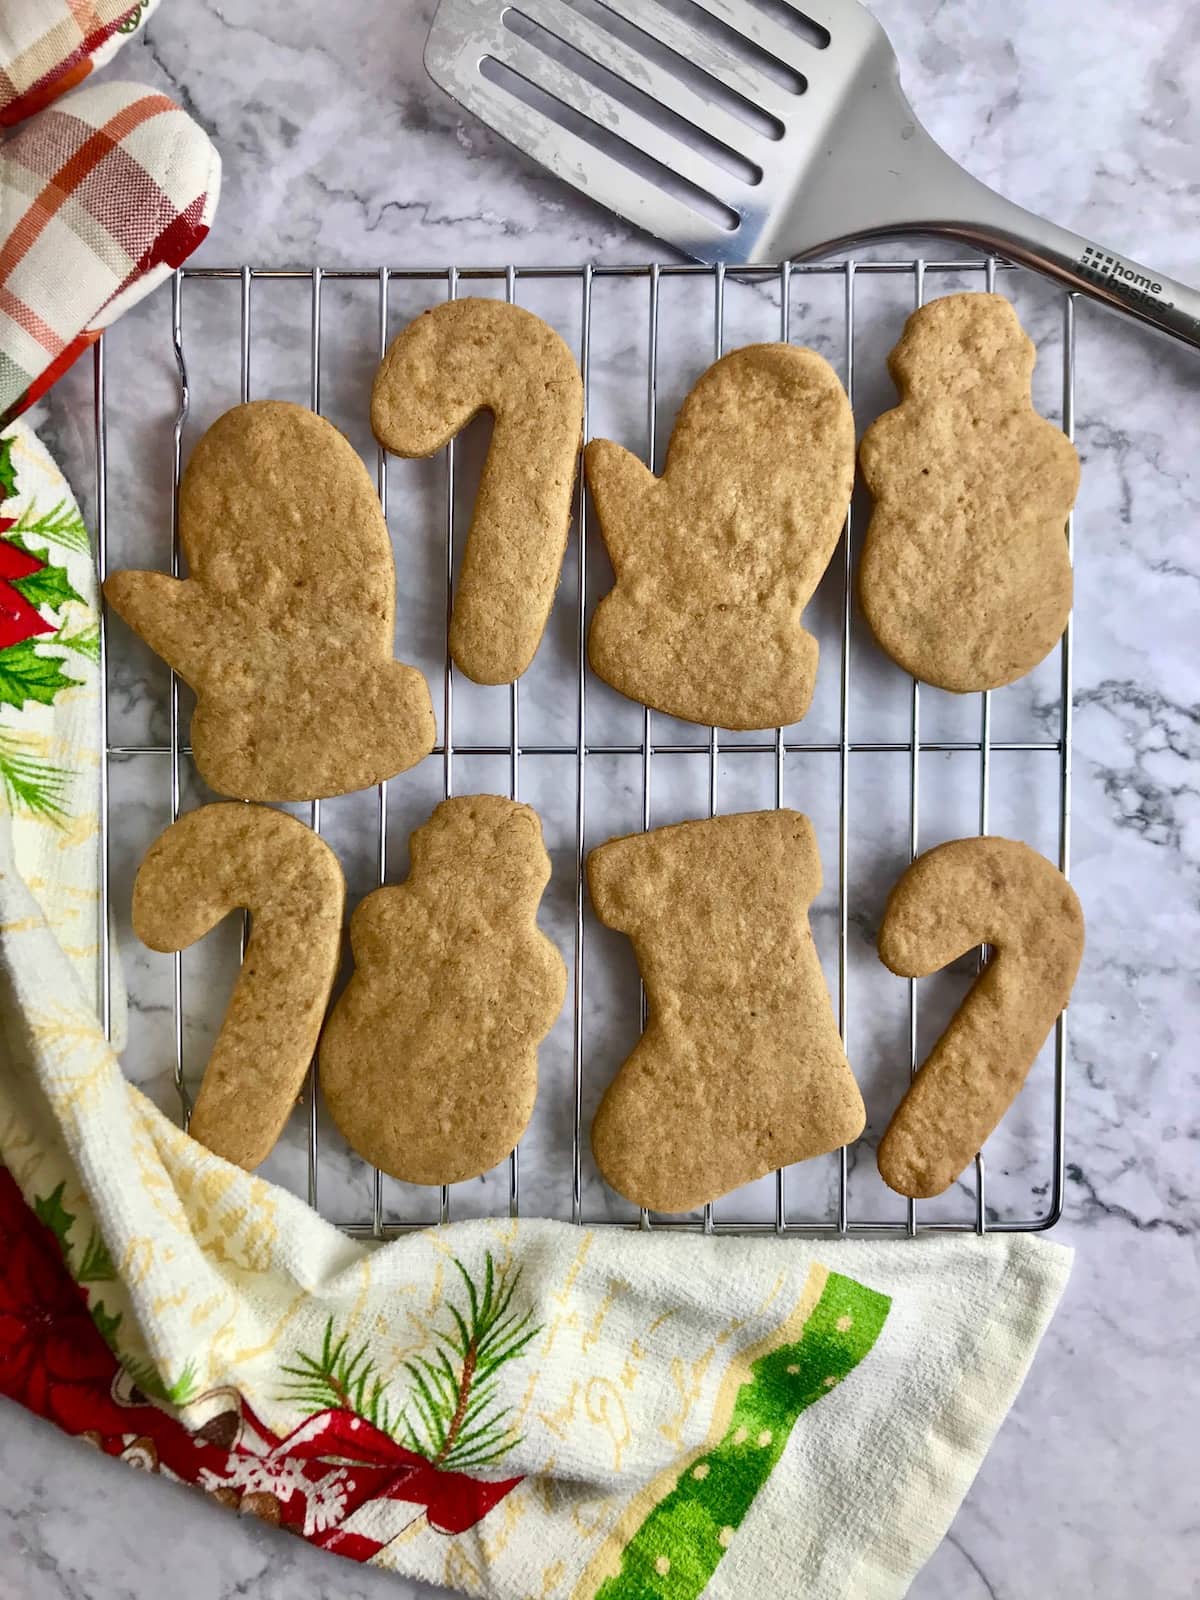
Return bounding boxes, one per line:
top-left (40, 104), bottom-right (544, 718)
top-left (0, 2), bottom-right (150, 127)
top-left (0, 95), bottom-right (173, 340)
top-left (0, 79), bottom-right (219, 424)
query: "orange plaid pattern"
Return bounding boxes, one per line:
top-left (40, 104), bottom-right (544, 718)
top-left (0, 78), bottom-right (220, 424)
top-left (0, 0), bottom-right (159, 126)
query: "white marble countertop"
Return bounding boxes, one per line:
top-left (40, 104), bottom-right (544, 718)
top-left (2, 1), bottom-right (1198, 1596)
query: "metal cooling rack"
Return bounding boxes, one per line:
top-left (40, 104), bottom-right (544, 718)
top-left (91, 256), bottom-right (1074, 1239)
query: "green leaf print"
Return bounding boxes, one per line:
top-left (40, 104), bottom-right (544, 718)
top-left (33, 1181), bottom-right (75, 1253)
top-left (0, 436), bottom-right (16, 503)
top-left (32, 1178), bottom-right (127, 1359)
top-left (4, 499), bottom-right (90, 556)
top-left (121, 1355), bottom-right (201, 1408)
top-left (76, 1228), bottom-right (116, 1283)
top-left (53, 620), bottom-right (100, 663)
top-left (280, 1317), bottom-right (399, 1436)
top-left (280, 1253), bottom-right (541, 1472)
top-left (594, 1270), bottom-right (891, 1600)
top-left (0, 729), bottom-right (69, 822)
top-left (0, 639), bottom-right (80, 710)
top-left (91, 1299), bottom-right (123, 1347)
top-left (398, 1253), bottom-right (541, 1471)
top-left (7, 536), bottom-right (84, 613)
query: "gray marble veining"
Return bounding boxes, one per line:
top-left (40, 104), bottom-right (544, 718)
top-left (2, 1), bottom-right (1198, 1597)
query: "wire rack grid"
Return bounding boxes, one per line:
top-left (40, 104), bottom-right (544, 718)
top-left (91, 255), bottom-right (1075, 1240)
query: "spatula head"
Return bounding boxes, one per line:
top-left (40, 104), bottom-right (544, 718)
top-left (425, 0), bottom-right (937, 263)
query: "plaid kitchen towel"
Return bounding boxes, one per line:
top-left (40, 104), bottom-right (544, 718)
top-left (0, 74), bottom-right (219, 424)
top-left (0, 0), bottom-right (161, 127)
top-left (0, 0), bottom-right (160, 127)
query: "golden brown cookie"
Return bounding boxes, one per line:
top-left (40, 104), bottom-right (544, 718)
top-left (586, 343), bottom-right (854, 730)
top-left (588, 810), bottom-right (865, 1213)
top-left (371, 297), bottom-right (583, 685)
top-left (132, 803), bottom-right (345, 1171)
top-left (876, 836), bottom-right (1084, 1200)
top-left (104, 400), bottom-right (436, 801)
top-left (858, 293), bottom-right (1080, 692)
top-left (319, 794), bottom-right (566, 1184)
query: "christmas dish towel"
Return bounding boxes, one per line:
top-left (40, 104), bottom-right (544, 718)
top-left (0, 430), bottom-right (1072, 1598)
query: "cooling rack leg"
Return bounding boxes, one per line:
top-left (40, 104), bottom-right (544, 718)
top-left (571, 266), bottom-right (592, 1227)
top-left (371, 266), bottom-right (391, 1240)
top-left (170, 270), bottom-right (188, 1126)
top-left (94, 339), bottom-right (112, 1043)
top-left (236, 267), bottom-right (253, 973)
top-left (700, 263), bottom-right (728, 1240)
top-left (835, 262), bottom-right (855, 1238)
top-left (303, 268), bottom-right (325, 1214)
top-left (905, 260), bottom-right (927, 1240)
top-left (1049, 291), bottom-right (1077, 1232)
top-left (775, 260), bottom-right (792, 1237)
top-left (508, 265), bottom-right (524, 1222)
top-left (634, 267), bottom-right (662, 1235)
top-left (439, 265), bottom-right (459, 1230)
top-left (971, 256), bottom-right (1002, 1237)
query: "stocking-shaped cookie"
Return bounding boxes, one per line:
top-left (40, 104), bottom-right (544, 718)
top-left (877, 837), bottom-right (1084, 1199)
top-left (586, 344), bottom-right (854, 730)
top-left (133, 803), bottom-right (345, 1171)
top-left (319, 795), bottom-right (566, 1184)
top-left (105, 401), bottom-right (436, 801)
top-left (371, 298), bottom-right (583, 684)
top-left (859, 293), bottom-right (1080, 691)
top-left (588, 810), bottom-right (865, 1212)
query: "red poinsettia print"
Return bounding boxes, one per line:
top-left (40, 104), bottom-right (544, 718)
top-left (0, 533), bottom-right (55, 650)
top-left (0, 1168), bottom-right (530, 1566)
top-left (0, 1167), bottom-right (118, 1432)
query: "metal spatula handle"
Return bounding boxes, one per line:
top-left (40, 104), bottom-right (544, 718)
top-left (927, 178), bottom-right (1200, 351)
top-left (799, 106), bottom-right (1200, 351)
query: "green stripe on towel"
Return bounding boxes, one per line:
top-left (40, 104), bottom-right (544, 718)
top-left (594, 1271), bottom-right (890, 1600)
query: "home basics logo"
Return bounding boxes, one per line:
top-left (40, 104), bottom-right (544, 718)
top-left (1077, 246), bottom-right (1166, 310)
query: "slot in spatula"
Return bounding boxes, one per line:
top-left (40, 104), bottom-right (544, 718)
top-left (425, 0), bottom-right (1199, 350)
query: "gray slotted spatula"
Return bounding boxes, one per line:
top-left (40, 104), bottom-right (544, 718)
top-left (424, 0), bottom-right (1200, 351)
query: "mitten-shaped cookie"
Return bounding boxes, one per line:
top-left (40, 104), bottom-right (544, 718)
top-left (371, 298), bottom-right (583, 684)
top-left (133, 803), bottom-right (345, 1171)
top-left (876, 837), bottom-right (1084, 1199)
top-left (586, 344), bottom-right (854, 730)
top-left (105, 401), bottom-right (436, 801)
top-left (859, 293), bottom-right (1080, 691)
top-left (588, 810), bottom-right (865, 1213)
top-left (319, 795), bottom-right (566, 1184)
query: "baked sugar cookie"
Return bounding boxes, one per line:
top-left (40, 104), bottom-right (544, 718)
top-left (877, 836), bottom-right (1084, 1199)
top-left (319, 795), bottom-right (566, 1185)
top-left (133, 803), bottom-right (345, 1171)
top-left (586, 343), bottom-right (854, 730)
top-left (859, 293), bottom-right (1080, 692)
top-left (588, 809), bottom-right (865, 1213)
top-left (372, 298), bottom-right (583, 685)
top-left (105, 401), bottom-right (436, 801)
